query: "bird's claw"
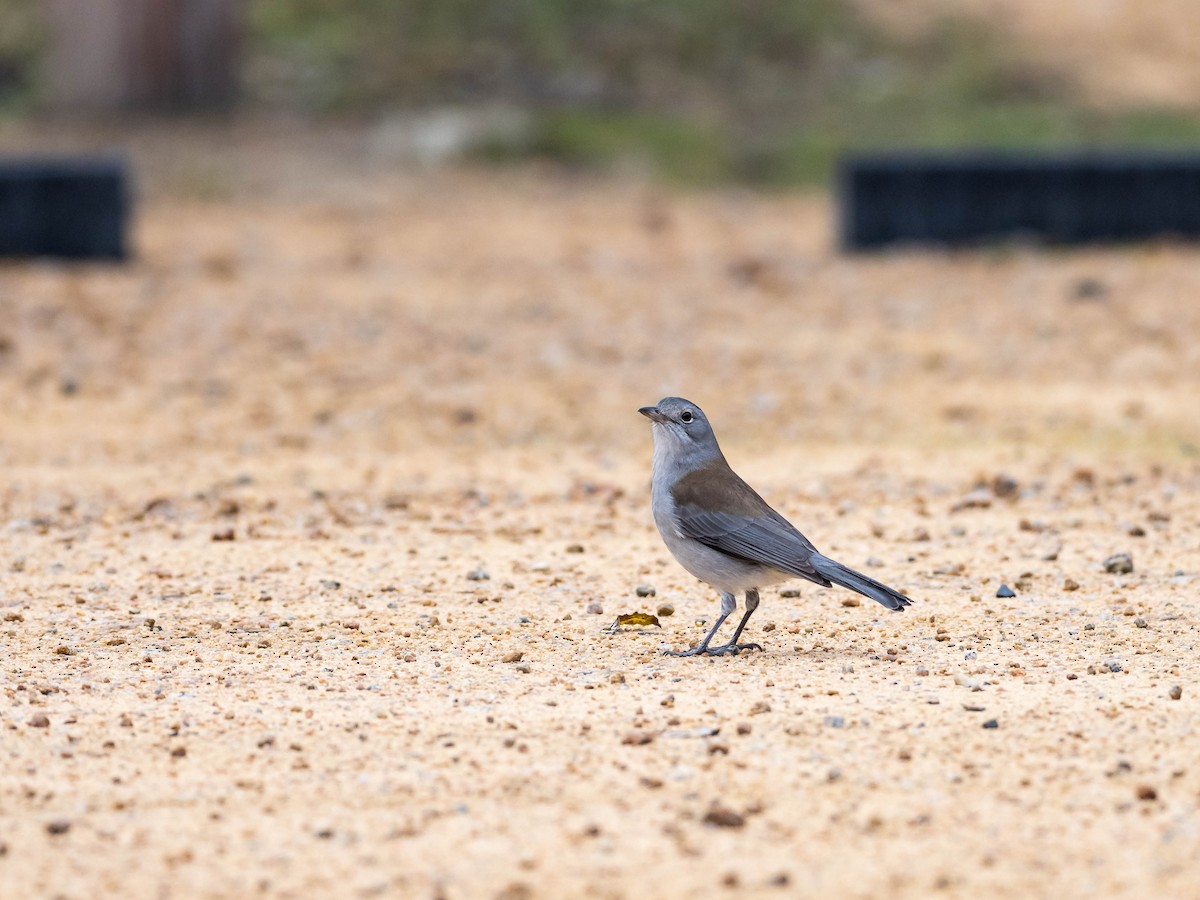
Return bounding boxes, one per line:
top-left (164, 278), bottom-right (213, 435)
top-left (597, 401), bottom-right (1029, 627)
top-left (663, 641), bottom-right (764, 657)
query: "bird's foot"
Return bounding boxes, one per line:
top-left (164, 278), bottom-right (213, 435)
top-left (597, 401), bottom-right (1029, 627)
top-left (663, 644), bottom-right (712, 657)
top-left (663, 641), bottom-right (763, 658)
top-left (706, 640), bottom-right (763, 656)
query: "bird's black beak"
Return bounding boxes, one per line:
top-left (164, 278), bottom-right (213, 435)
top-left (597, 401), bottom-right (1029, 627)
top-left (639, 405), bottom-right (666, 423)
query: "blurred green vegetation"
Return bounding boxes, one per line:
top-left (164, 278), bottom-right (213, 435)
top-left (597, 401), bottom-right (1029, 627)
top-left (0, 0), bottom-right (43, 114)
top-left (2, 0), bottom-right (1199, 184)
top-left (244, 0), bottom-right (1200, 185)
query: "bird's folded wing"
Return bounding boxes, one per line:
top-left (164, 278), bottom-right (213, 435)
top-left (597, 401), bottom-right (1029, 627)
top-left (674, 505), bottom-right (832, 586)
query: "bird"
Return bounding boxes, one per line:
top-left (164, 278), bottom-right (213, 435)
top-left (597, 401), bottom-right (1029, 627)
top-left (639, 397), bottom-right (912, 656)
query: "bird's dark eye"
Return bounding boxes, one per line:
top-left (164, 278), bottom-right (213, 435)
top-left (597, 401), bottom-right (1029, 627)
top-left (680, 410), bottom-right (694, 423)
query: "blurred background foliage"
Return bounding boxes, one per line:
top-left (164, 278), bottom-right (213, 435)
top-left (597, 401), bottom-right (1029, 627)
top-left (2, 0), bottom-right (1200, 184)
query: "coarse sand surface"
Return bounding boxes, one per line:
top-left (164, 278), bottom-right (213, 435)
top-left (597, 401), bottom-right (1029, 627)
top-left (1, 124), bottom-right (1198, 899)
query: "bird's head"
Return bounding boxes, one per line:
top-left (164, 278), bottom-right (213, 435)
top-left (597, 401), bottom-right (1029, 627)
top-left (638, 397), bottom-right (723, 466)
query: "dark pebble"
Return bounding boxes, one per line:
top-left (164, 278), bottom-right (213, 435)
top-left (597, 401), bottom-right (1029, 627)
top-left (982, 719), bottom-right (999, 729)
top-left (995, 584), bottom-right (1016, 598)
top-left (1103, 553), bottom-right (1133, 574)
top-left (824, 716), bottom-right (845, 729)
top-left (29, 713), bottom-right (50, 728)
top-left (702, 802), bottom-right (745, 828)
top-left (1070, 277), bottom-right (1108, 301)
top-left (466, 568), bottom-right (489, 582)
top-left (46, 820), bottom-right (70, 835)
top-left (1169, 685), bottom-right (1182, 700)
top-left (635, 584), bottom-right (656, 597)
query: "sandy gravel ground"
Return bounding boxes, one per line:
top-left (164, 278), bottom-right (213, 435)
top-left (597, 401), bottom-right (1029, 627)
top-left (2, 124), bottom-right (1199, 899)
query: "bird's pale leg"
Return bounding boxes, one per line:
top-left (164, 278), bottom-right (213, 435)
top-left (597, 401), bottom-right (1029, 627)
top-left (665, 591), bottom-right (735, 657)
top-left (706, 589), bottom-right (764, 655)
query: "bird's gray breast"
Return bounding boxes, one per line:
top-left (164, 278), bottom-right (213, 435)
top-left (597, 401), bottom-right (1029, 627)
top-left (650, 470), bottom-right (787, 594)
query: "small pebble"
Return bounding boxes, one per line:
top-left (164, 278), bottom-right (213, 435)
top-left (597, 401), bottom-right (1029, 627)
top-left (1169, 685), bottom-right (1182, 700)
top-left (635, 584), bottom-right (656, 597)
top-left (1134, 618), bottom-right (1148, 629)
top-left (467, 568), bottom-right (490, 581)
top-left (1071, 277), bottom-right (1108, 301)
top-left (502, 651), bottom-right (524, 663)
top-left (736, 722), bottom-right (752, 736)
top-left (171, 746), bottom-right (187, 757)
top-left (995, 584), bottom-right (1016, 598)
top-left (749, 701), bottom-right (771, 716)
top-left (953, 674), bottom-right (983, 691)
top-left (982, 719), bottom-right (999, 729)
top-left (702, 802), bottom-right (745, 828)
top-left (29, 713), bottom-right (50, 728)
top-left (991, 473), bottom-right (1019, 498)
top-left (1136, 785), bottom-right (1157, 801)
top-left (824, 716), bottom-right (845, 729)
top-left (1104, 553), bottom-right (1133, 574)
top-left (841, 597), bottom-right (861, 607)
top-left (1063, 578), bottom-right (1080, 591)
top-left (566, 544), bottom-right (585, 553)
top-left (46, 820), bottom-right (70, 835)
top-left (915, 666), bottom-right (930, 676)
top-left (655, 603), bottom-right (674, 617)
top-left (964, 650), bottom-right (977, 660)
top-left (622, 730), bottom-right (654, 746)
top-left (586, 602), bottom-right (603, 615)
top-left (779, 588), bottom-right (803, 598)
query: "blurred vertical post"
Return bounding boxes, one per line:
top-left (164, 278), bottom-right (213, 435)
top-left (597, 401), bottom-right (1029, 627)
top-left (44, 0), bottom-right (244, 111)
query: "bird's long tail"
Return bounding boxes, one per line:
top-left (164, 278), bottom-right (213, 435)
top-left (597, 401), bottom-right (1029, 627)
top-left (810, 554), bottom-right (912, 611)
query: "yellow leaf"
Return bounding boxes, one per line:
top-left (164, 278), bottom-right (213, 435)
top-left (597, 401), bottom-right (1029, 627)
top-left (604, 612), bottom-right (662, 632)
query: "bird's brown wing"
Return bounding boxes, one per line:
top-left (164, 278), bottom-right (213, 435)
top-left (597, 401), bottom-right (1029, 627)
top-left (673, 504), bottom-right (832, 587)
top-left (670, 459), bottom-right (831, 586)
